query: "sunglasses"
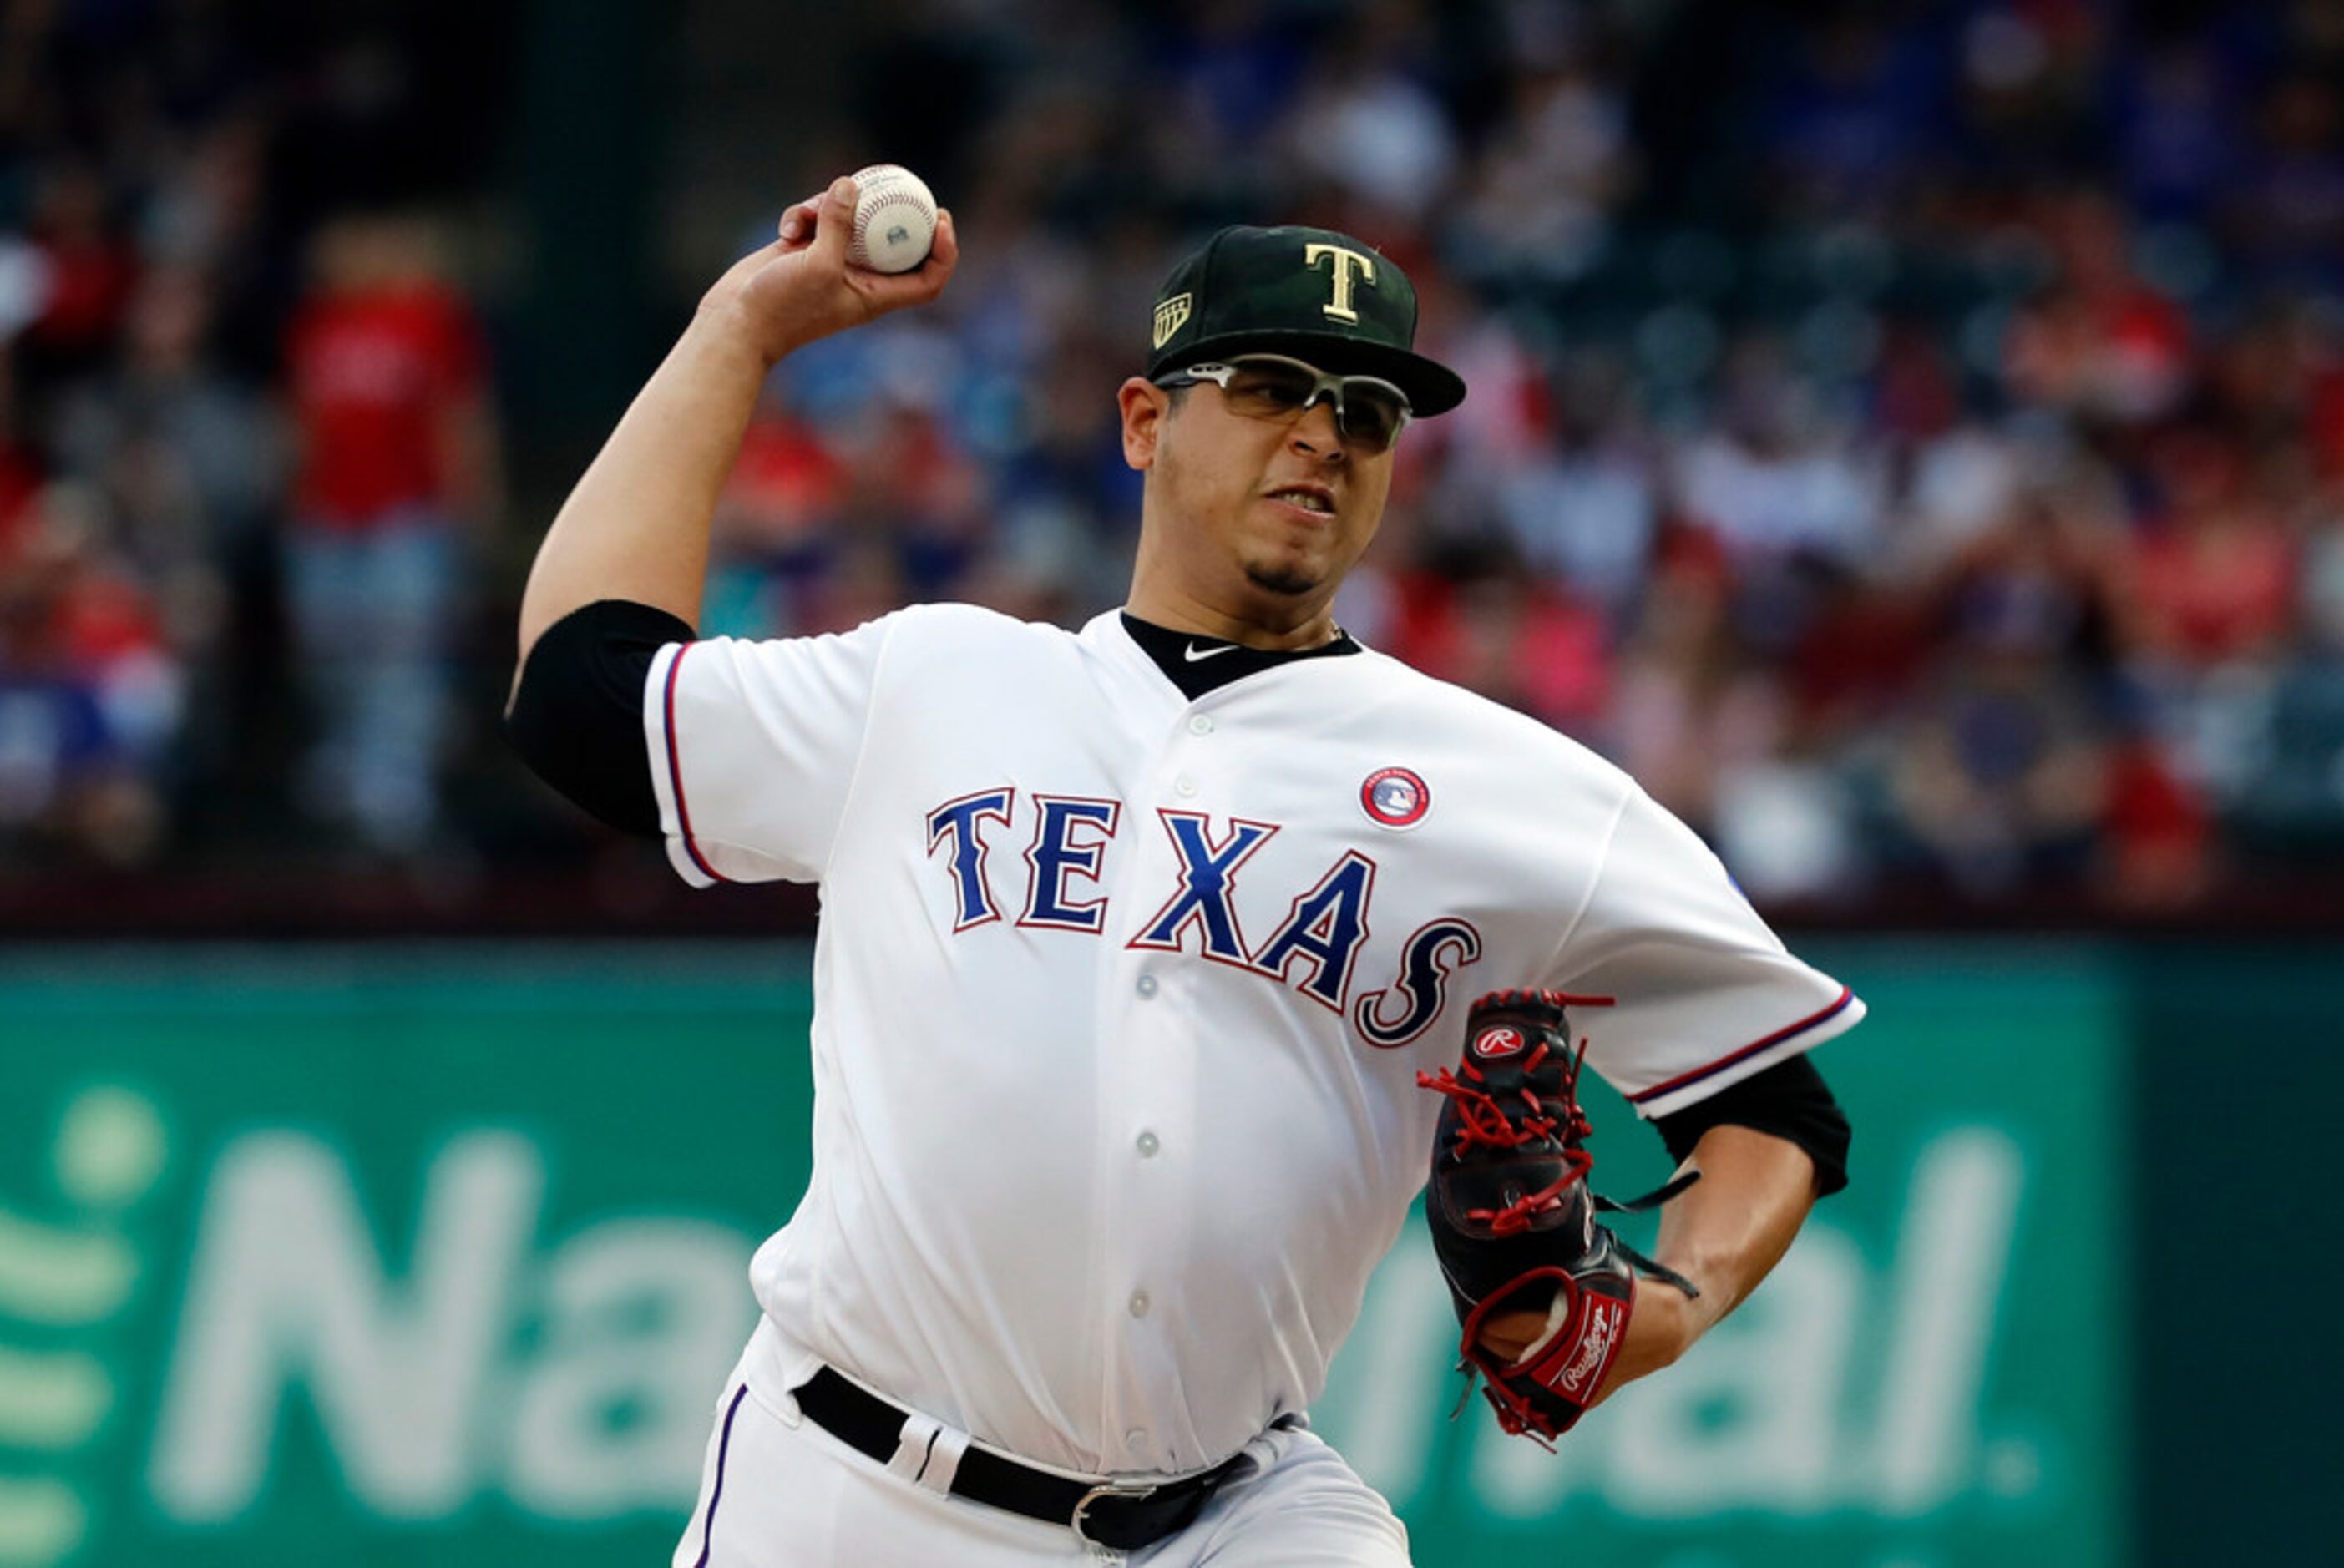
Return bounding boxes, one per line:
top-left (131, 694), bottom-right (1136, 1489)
top-left (1154, 355), bottom-right (1415, 451)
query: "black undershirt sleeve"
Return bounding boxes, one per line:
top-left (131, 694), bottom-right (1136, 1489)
top-left (1650, 1054), bottom-right (1851, 1197)
top-left (504, 599), bottom-right (697, 837)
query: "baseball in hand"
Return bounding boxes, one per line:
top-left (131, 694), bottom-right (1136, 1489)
top-left (845, 164), bottom-right (938, 274)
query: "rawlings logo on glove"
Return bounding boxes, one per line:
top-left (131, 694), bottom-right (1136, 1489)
top-left (1558, 1295), bottom-right (1623, 1395)
top-left (1418, 989), bottom-right (1699, 1444)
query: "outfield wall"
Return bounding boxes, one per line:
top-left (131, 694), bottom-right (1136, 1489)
top-left (0, 939), bottom-right (2311, 1566)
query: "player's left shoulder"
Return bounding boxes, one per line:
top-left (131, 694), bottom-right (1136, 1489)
top-left (1345, 646), bottom-right (1633, 791)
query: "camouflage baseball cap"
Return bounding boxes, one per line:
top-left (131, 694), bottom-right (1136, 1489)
top-left (1146, 225), bottom-right (1467, 417)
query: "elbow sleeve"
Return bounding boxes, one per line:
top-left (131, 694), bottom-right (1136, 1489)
top-left (1652, 1053), bottom-right (1852, 1197)
top-left (505, 600), bottom-right (696, 837)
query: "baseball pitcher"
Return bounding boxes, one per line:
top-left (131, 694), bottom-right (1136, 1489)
top-left (507, 176), bottom-right (1861, 1565)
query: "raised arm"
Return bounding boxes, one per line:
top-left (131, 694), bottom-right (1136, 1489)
top-left (513, 175), bottom-right (959, 665)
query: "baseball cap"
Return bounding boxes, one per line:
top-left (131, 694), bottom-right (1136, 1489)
top-left (1146, 225), bottom-right (1467, 417)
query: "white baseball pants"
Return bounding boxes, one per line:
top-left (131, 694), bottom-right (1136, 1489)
top-left (671, 1318), bottom-right (1412, 1567)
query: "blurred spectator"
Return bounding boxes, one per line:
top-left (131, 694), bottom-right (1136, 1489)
top-left (2306, 499), bottom-right (2344, 651)
top-left (1283, 6), bottom-right (1458, 226)
top-left (17, 163), bottom-right (139, 391)
top-left (281, 213), bottom-right (496, 857)
top-left (48, 264), bottom-right (277, 820)
top-left (0, 358), bottom-right (39, 554)
top-left (1759, 9), bottom-right (1944, 219)
top-left (1492, 352), bottom-right (1659, 618)
top-left (2002, 193), bottom-right (2194, 426)
top-left (2229, 70), bottom-right (2344, 285)
top-left (2121, 433), bottom-right (2297, 670)
top-left (1384, 538), bottom-right (1611, 733)
top-left (1676, 362), bottom-right (1881, 569)
top-left (2116, 43), bottom-right (2242, 222)
top-left (2097, 731), bottom-right (2215, 910)
top-left (1452, 40), bottom-right (1634, 286)
top-left (1609, 534), bottom-right (1778, 830)
top-left (0, 483), bottom-right (177, 866)
top-left (1886, 646), bottom-right (2106, 898)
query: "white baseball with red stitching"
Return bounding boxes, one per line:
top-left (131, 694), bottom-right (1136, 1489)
top-left (845, 164), bottom-right (938, 274)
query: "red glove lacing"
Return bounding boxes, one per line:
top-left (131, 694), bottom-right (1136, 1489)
top-left (1415, 1034), bottom-right (1597, 1237)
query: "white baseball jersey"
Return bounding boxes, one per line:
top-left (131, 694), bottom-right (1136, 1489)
top-left (642, 605), bottom-right (1862, 1479)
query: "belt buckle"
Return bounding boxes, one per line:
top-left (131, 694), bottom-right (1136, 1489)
top-left (1071, 1479), bottom-right (1160, 1549)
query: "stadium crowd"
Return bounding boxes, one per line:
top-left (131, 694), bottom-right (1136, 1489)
top-left (6, 0), bottom-right (2344, 920)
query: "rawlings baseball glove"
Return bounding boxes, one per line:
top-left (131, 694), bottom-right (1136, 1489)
top-left (1417, 988), bottom-right (1700, 1444)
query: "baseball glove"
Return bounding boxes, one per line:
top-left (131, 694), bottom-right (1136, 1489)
top-left (1417, 988), bottom-right (1700, 1444)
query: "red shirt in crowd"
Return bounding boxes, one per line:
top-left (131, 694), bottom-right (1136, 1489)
top-left (0, 442), bottom-right (40, 567)
top-left (2129, 519), bottom-right (2296, 665)
top-left (28, 233), bottom-right (138, 361)
top-left (286, 283), bottom-right (483, 527)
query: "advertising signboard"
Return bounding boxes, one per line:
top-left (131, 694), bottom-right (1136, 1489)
top-left (0, 943), bottom-right (2121, 1566)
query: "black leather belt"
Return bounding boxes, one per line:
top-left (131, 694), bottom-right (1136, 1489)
top-left (793, 1366), bottom-right (1252, 1551)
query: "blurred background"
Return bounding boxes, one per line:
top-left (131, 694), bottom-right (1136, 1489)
top-left (0, 1), bottom-right (2329, 1565)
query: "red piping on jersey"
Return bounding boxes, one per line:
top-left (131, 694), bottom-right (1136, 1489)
top-left (1626, 986), bottom-right (1855, 1105)
top-left (663, 645), bottom-right (728, 884)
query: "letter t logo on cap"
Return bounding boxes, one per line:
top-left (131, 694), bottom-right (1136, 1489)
top-left (1304, 243), bottom-right (1377, 323)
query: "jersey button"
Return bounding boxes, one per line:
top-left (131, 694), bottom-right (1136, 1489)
top-left (1128, 1291), bottom-right (1150, 1318)
top-left (1125, 1429), bottom-right (1148, 1449)
top-left (1136, 1131), bottom-right (1160, 1158)
top-left (1187, 715), bottom-right (1214, 736)
top-left (1174, 775), bottom-right (1198, 797)
top-left (1135, 974), bottom-right (1158, 999)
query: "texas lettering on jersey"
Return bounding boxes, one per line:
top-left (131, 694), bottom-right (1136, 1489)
top-left (924, 787), bottom-right (1482, 1048)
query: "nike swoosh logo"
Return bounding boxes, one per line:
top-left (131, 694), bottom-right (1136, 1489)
top-left (1184, 642), bottom-right (1238, 662)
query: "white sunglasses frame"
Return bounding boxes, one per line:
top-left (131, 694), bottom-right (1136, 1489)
top-left (1155, 354), bottom-right (1415, 448)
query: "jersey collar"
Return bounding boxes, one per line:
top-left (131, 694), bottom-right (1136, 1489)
top-left (1116, 611), bottom-right (1363, 701)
